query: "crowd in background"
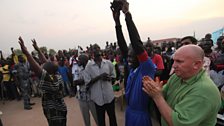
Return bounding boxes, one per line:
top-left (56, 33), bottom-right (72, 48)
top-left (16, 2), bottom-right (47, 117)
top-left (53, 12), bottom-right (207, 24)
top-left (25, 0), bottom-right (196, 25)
top-left (0, 36), bottom-right (222, 97)
top-left (0, 33), bottom-right (223, 118)
top-left (0, 2), bottom-right (224, 124)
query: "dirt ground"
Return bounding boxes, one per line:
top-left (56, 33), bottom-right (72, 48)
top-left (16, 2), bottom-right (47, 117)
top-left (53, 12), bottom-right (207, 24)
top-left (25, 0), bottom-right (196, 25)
top-left (0, 97), bottom-right (125, 126)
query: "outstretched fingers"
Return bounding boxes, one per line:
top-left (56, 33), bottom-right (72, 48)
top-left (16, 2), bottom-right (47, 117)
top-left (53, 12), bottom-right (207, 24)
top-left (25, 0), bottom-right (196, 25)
top-left (155, 77), bottom-right (164, 88)
top-left (18, 36), bottom-right (28, 55)
top-left (31, 38), bottom-right (36, 45)
top-left (31, 39), bottom-right (39, 51)
top-left (142, 75), bottom-right (163, 98)
top-left (18, 36), bottom-right (25, 47)
top-left (142, 76), bottom-right (153, 84)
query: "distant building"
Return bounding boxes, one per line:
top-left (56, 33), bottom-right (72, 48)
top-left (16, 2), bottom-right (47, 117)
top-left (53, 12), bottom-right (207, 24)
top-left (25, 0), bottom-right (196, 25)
top-left (151, 38), bottom-right (180, 47)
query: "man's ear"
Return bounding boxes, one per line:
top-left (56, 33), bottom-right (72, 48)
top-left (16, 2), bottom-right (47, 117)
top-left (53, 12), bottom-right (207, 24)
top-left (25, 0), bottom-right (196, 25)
top-left (193, 60), bottom-right (203, 70)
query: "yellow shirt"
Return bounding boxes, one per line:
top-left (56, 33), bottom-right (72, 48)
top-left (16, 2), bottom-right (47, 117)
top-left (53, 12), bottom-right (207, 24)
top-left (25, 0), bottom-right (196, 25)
top-left (0, 65), bottom-right (11, 82)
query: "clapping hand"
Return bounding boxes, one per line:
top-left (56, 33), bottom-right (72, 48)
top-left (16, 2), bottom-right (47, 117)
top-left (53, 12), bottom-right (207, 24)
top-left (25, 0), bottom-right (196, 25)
top-left (142, 76), bottom-right (163, 99)
top-left (100, 72), bottom-right (111, 81)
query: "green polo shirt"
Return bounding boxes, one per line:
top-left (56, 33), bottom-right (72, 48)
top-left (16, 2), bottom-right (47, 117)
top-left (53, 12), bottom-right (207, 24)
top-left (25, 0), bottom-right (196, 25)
top-left (162, 69), bottom-right (221, 126)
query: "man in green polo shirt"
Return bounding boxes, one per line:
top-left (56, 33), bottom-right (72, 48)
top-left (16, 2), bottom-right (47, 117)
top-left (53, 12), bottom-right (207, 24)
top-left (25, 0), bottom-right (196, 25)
top-left (142, 45), bottom-right (221, 126)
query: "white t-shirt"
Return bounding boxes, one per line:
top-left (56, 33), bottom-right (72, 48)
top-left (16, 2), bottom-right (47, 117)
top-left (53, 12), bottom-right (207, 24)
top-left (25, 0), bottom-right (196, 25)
top-left (69, 56), bottom-right (79, 81)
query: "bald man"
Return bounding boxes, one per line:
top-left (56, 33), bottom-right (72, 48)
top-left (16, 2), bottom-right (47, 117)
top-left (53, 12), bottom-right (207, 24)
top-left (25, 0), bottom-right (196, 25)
top-left (142, 45), bottom-right (221, 126)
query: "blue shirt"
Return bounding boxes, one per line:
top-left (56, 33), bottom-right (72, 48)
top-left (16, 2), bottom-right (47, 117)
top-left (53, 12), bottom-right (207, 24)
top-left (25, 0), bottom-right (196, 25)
top-left (58, 66), bottom-right (69, 82)
top-left (125, 57), bottom-right (156, 126)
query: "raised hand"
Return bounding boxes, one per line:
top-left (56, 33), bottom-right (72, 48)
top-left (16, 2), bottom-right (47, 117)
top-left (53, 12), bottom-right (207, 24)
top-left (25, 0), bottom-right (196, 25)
top-left (31, 39), bottom-right (39, 51)
top-left (18, 36), bottom-right (42, 77)
top-left (31, 38), bottom-right (48, 63)
top-left (111, 4), bottom-right (120, 21)
top-left (11, 47), bottom-right (14, 52)
top-left (142, 76), bottom-right (163, 99)
top-left (18, 36), bottom-right (29, 55)
top-left (110, 0), bottom-right (123, 11)
top-left (10, 47), bottom-right (15, 56)
top-left (110, 1), bottom-right (122, 23)
top-left (121, 0), bottom-right (129, 14)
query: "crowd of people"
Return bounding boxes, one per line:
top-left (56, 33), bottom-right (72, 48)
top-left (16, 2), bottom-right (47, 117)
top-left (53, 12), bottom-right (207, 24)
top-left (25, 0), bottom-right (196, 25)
top-left (0, 1), bottom-right (224, 126)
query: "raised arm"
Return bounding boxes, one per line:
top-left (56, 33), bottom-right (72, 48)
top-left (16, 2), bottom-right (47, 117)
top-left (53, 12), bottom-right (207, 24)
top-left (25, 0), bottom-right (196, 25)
top-left (10, 47), bottom-right (18, 64)
top-left (11, 47), bottom-right (15, 55)
top-left (111, 1), bottom-right (128, 58)
top-left (0, 50), bottom-right (4, 60)
top-left (31, 39), bottom-right (48, 63)
top-left (18, 36), bottom-right (42, 77)
top-left (122, 2), bottom-right (145, 56)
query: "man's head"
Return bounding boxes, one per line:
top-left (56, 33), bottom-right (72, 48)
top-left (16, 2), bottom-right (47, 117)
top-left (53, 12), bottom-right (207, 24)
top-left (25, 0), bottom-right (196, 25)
top-left (42, 62), bottom-right (58, 75)
top-left (58, 50), bottom-right (63, 56)
top-left (18, 55), bottom-right (25, 63)
top-left (172, 45), bottom-right (204, 80)
top-left (199, 39), bottom-right (213, 54)
top-left (58, 58), bottom-right (64, 67)
top-left (127, 45), bottom-right (139, 69)
top-left (144, 41), bottom-right (154, 57)
top-left (218, 36), bottom-right (224, 53)
top-left (205, 33), bottom-right (212, 40)
top-left (222, 38), bottom-right (224, 51)
top-left (49, 54), bottom-right (55, 62)
top-left (92, 44), bottom-right (102, 62)
top-left (180, 36), bottom-right (197, 46)
top-left (78, 54), bottom-right (89, 67)
top-left (216, 36), bottom-right (224, 50)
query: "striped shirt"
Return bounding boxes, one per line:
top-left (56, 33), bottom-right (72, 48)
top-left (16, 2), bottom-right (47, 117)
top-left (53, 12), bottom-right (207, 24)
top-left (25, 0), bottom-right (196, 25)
top-left (39, 69), bottom-right (67, 111)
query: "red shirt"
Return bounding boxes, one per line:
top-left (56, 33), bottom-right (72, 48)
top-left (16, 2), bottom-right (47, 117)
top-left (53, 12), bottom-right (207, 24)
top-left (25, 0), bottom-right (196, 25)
top-left (151, 54), bottom-right (164, 70)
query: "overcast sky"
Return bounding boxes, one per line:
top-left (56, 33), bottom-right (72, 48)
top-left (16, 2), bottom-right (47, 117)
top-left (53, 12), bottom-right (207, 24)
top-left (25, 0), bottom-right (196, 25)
top-left (0, 0), bottom-right (224, 56)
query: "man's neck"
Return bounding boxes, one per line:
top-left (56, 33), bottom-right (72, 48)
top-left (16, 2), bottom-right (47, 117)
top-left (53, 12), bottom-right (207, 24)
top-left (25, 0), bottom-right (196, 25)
top-left (95, 58), bottom-right (102, 67)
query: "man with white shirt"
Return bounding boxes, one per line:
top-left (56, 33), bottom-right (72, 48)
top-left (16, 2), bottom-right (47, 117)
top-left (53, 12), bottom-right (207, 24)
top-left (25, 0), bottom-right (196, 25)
top-left (85, 44), bottom-right (117, 126)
